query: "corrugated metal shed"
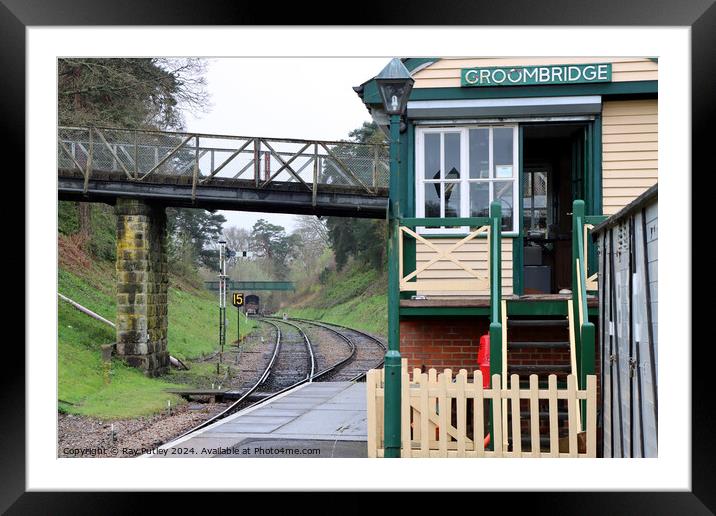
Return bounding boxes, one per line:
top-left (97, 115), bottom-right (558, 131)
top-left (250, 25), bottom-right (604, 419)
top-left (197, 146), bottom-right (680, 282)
top-left (593, 184), bottom-right (657, 457)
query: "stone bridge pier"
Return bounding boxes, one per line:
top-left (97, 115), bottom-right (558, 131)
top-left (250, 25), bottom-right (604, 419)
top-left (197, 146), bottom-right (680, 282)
top-left (114, 198), bottom-right (169, 377)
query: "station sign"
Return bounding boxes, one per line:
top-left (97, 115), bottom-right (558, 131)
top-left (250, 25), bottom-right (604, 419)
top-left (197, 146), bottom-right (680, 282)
top-left (232, 292), bottom-right (244, 307)
top-left (461, 63), bottom-right (612, 87)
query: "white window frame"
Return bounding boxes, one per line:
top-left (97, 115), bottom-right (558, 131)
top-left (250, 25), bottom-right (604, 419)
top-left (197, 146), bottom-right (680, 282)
top-left (415, 124), bottom-right (519, 235)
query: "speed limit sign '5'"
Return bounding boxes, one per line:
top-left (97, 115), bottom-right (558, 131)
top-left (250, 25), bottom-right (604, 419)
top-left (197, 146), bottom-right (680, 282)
top-left (232, 293), bottom-right (244, 307)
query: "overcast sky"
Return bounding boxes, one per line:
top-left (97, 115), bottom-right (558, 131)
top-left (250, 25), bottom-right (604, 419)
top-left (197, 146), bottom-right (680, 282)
top-left (183, 57), bottom-right (388, 234)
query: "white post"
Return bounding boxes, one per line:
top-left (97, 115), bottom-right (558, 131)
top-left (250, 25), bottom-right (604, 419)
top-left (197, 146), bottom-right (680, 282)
top-left (218, 240), bottom-right (227, 365)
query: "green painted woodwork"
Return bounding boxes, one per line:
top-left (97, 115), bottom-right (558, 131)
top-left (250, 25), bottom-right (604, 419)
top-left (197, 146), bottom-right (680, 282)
top-left (401, 122), bottom-right (416, 300)
top-left (514, 126), bottom-right (525, 296)
top-left (410, 80), bottom-right (657, 101)
top-left (410, 232), bottom-right (518, 239)
top-left (508, 301), bottom-right (569, 317)
top-left (384, 114), bottom-right (402, 458)
top-left (400, 216), bottom-right (490, 228)
top-left (403, 58), bottom-right (439, 73)
top-left (488, 201), bottom-right (503, 451)
top-left (589, 116), bottom-right (603, 278)
top-left (585, 215), bottom-right (608, 225)
top-left (571, 199), bottom-right (584, 375)
top-left (400, 307), bottom-right (491, 317)
top-left (584, 123), bottom-right (593, 216)
top-left (580, 321), bottom-right (596, 429)
top-left (362, 80), bottom-right (657, 105)
top-left (204, 280), bottom-right (295, 291)
top-left (405, 122), bottom-right (416, 218)
top-left (572, 199), bottom-right (597, 429)
top-left (592, 116), bottom-right (603, 217)
top-left (489, 200), bottom-right (503, 345)
top-left (399, 303), bottom-right (597, 318)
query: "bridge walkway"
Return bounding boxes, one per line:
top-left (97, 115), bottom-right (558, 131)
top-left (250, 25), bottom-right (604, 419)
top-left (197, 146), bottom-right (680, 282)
top-left (58, 126), bottom-right (389, 218)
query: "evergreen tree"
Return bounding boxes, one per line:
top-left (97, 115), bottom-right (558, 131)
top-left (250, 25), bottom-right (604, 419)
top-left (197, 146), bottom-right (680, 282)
top-left (249, 219), bottom-right (299, 279)
top-left (166, 208), bottom-right (227, 272)
top-left (325, 122), bottom-right (387, 270)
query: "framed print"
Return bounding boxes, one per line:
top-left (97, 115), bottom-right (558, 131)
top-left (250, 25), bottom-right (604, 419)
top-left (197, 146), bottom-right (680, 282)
top-left (5, 0), bottom-right (713, 511)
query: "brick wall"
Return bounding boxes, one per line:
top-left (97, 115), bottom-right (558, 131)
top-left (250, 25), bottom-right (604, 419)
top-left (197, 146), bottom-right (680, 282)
top-left (400, 315), bottom-right (601, 380)
top-left (400, 317), bottom-right (489, 373)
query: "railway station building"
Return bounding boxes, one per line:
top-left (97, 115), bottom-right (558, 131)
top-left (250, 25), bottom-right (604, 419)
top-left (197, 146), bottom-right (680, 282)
top-left (356, 57), bottom-right (658, 457)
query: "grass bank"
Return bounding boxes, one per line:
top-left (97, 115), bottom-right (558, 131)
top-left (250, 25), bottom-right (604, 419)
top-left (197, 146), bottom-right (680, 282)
top-left (285, 261), bottom-right (387, 336)
top-left (58, 262), bottom-right (258, 419)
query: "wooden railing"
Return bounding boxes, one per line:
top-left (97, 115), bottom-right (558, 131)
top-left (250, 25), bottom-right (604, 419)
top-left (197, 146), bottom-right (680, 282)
top-left (367, 363), bottom-right (597, 458)
top-left (398, 217), bottom-right (491, 293)
top-left (571, 200), bottom-right (606, 428)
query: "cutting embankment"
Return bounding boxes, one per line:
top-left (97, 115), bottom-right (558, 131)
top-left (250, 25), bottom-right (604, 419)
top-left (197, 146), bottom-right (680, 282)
top-left (285, 262), bottom-right (387, 337)
top-left (58, 234), bottom-right (257, 421)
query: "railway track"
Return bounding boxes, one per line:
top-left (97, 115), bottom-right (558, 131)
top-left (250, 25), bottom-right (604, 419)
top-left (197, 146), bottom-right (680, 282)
top-left (259, 318), bottom-right (315, 391)
top-left (166, 317), bottom-right (384, 444)
top-left (170, 318), bottom-right (301, 440)
top-left (292, 319), bottom-right (385, 382)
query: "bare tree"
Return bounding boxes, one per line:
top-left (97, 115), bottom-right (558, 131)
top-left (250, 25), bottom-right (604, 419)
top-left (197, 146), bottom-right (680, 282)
top-left (294, 216), bottom-right (330, 247)
top-left (223, 226), bottom-right (251, 255)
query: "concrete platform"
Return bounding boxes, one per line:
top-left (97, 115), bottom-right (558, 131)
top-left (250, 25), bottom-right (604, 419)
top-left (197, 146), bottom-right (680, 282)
top-left (159, 381), bottom-right (368, 458)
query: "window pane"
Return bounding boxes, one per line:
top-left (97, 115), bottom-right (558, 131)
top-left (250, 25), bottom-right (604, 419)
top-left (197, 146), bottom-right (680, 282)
top-left (444, 183), bottom-right (460, 218)
top-left (493, 128), bottom-right (514, 178)
top-left (469, 129), bottom-right (489, 178)
top-left (533, 171), bottom-right (548, 208)
top-left (494, 180), bottom-right (514, 230)
top-left (425, 182), bottom-right (440, 218)
top-left (523, 172), bottom-right (532, 200)
top-left (424, 133), bottom-right (440, 180)
top-left (469, 182), bottom-right (489, 218)
top-left (444, 132), bottom-right (461, 180)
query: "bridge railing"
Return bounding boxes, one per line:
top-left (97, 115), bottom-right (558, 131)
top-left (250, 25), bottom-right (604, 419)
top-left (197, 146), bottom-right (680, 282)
top-left (58, 126), bottom-right (389, 199)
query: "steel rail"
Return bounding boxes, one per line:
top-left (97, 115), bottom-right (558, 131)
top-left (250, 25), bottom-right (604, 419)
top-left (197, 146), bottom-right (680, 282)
top-left (264, 318), bottom-right (316, 382)
top-left (265, 317), bottom-right (358, 381)
top-left (170, 317), bottom-right (320, 442)
top-left (289, 318), bottom-right (386, 381)
top-left (171, 318), bottom-right (283, 440)
top-left (164, 318), bottom-right (385, 446)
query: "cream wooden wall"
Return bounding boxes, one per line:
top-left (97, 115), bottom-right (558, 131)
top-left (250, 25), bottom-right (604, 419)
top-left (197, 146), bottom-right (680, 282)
top-left (602, 99), bottom-right (658, 215)
top-left (414, 238), bottom-right (513, 297)
top-left (412, 57), bottom-right (658, 88)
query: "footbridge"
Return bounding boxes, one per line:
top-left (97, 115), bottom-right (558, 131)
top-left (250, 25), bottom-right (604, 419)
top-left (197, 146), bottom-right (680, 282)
top-left (57, 126), bottom-right (389, 376)
top-left (58, 126), bottom-right (389, 218)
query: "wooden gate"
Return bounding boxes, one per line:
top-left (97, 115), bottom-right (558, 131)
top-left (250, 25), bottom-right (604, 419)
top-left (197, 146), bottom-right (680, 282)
top-left (367, 362), bottom-right (597, 458)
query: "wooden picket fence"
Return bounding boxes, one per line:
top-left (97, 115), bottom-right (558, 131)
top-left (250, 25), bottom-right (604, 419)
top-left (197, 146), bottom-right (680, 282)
top-left (366, 362), bottom-right (597, 458)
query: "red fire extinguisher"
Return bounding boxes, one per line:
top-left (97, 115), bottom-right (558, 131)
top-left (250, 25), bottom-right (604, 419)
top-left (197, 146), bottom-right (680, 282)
top-left (478, 333), bottom-right (492, 449)
top-left (478, 334), bottom-right (490, 388)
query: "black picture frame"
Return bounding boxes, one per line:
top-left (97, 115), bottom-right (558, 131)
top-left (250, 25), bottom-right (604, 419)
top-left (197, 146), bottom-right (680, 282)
top-left (6, 0), bottom-right (712, 511)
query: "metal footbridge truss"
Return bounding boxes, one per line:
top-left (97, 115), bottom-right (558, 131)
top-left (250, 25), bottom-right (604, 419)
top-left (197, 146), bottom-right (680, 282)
top-left (58, 126), bottom-right (390, 218)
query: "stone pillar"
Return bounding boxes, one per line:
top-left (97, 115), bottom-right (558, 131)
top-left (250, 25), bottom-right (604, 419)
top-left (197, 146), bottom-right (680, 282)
top-left (115, 198), bottom-right (169, 377)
